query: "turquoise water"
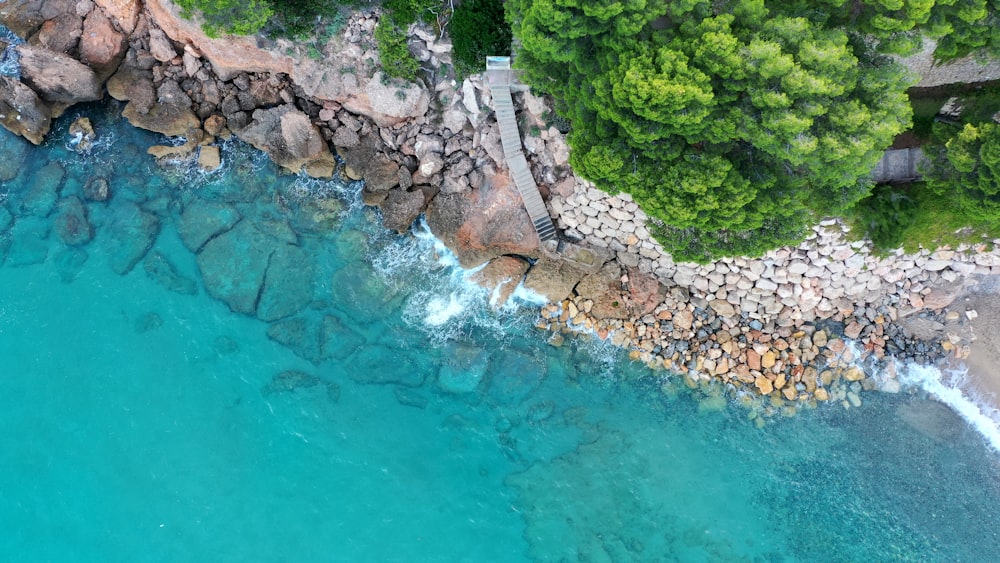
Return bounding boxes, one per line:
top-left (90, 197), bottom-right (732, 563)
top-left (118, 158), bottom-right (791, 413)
top-left (2, 104), bottom-right (999, 561)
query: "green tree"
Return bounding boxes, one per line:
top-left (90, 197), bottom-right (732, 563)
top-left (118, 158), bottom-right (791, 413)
top-left (175, 0), bottom-right (273, 37)
top-left (450, 0), bottom-right (512, 78)
top-left (509, 0), bottom-right (915, 261)
top-left (925, 122), bottom-right (1000, 223)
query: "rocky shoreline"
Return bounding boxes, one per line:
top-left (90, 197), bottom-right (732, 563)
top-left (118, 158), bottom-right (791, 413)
top-left (2, 0), bottom-right (999, 415)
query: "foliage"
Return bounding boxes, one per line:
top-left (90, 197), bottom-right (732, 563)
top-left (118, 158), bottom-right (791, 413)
top-left (384, 0), bottom-right (442, 26)
top-left (268, 0), bottom-right (341, 39)
top-left (845, 184), bottom-right (919, 251)
top-left (924, 121), bottom-right (1000, 224)
top-left (508, 0), bottom-right (915, 261)
top-left (450, 0), bottom-right (511, 78)
top-left (175, 0), bottom-right (273, 37)
top-left (375, 19), bottom-right (421, 80)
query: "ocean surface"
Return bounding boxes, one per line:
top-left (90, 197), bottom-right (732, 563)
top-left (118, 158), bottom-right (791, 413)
top-left (1, 104), bottom-right (999, 562)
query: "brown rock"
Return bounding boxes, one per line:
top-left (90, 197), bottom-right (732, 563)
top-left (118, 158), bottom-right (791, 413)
top-left (746, 349), bottom-right (761, 371)
top-left (782, 386), bottom-right (798, 401)
top-left (203, 114), bottom-right (227, 137)
top-left (122, 101), bottom-right (200, 137)
top-left (754, 375), bottom-right (774, 395)
top-left (761, 350), bottom-right (777, 369)
top-left (923, 288), bottom-right (958, 310)
top-left (673, 309), bottom-right (694, 331)
top-left (425, 174), bottom-right (541, 269)
top-left (813, 329), bottom-right (828, 348)
top-left (575, 262), bottom-right (628, 320)
top-left (197, 145), bottom-right (221, 171)
top-left (236, 104), bottom-right (335, 176)
top-left (79, 9), bottom-right (126, 76)
top-left (469, 256), bottom-right (530, 307)
top-left (0, 76), bottom-right (52, 144)
top-left (36, 13), bottom-right (83, 53)
top-left (827, 338), bottom-right (846, 353)
top-left (106, 64), bottom-right (155, 109)
top-left (844, 321), bottom-right (863, 340)
top-left (15, 44), bottom-right (102, 104)
top-left (148, 27), bottom-right (177, 62)
top-left (379, 188), bottom-right (425, 233)
top-left (521, 255), bottom-right (589, 302)
top-left (709, 299), bottom-right (736, 318)
top-left (844, 366), bottom-right (865, 382)
top-left (814, 388), bottom-right (830, 401)
top-left (94, 0), bottom-right (140, 34)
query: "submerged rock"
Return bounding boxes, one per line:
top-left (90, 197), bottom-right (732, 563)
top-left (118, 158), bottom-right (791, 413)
top-left (261, 369), bottom-right (321, 396)
top-left (178, 199), bottom-right (241, 252)
top-left (487, 350), bottom-right (546, 405)
top-left (257, 244), bottom-right (315, 322)
top-left (83, 177), bottom-right (111, 202)
top-left (347, 345), bottom-right (426, 387)
top-left (0, 206), bottom-right (13, 233)
top-left (53, 196), bottom-right (93, 246)
top-left (134, 311), bottom-right (163, 333)
top-left (197, 220), bottom-right (276, 315)
top-left (143, 251), bottom-right (198, 295)
top-left (0, 131), bottom-right (30, 181)
top-left (321, 314), bottom-right (365, 361)
top-left (107, 200), bottom-right (160, 275)
top-left (266, 316), bottom-right (323, 364)
top-left (437, 343), bottom-right (490, 394)
top-left (15, 161), bottom-right (64, 218)
top-left (53, 246), bottom-right (88, 282)
top-left (5, 217), bottom-right (51, 266)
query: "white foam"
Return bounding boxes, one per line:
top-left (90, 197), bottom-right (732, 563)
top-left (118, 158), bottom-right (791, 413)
top-left (897, 362), bottom-right (1000, 453)
top-left (424, 293), bottom-right (468, 327)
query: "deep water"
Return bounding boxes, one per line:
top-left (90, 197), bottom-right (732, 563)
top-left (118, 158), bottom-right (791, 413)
top-left (1, 105), bottom-right (999, 562)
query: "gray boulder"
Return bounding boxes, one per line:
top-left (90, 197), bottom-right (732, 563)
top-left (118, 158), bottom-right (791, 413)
top-left (0, 76), bottom-right (52, 144)
top-left (143, 251), bottom-right (198, 295)
top-left (178, 199), bottom-right (241, 252)
top-left (379, 188), bottom-right (425, 233)
top-left (107, 200), bottom-right (159, 274)
top-left (347, 345), bottom-right (426, 387)
top-left (53, 196), bottom-right (93, 246)
top-left (15, 161), bottom-right (64, 218)
top-left (196, 220), bottom-right (275, 315)
top-left (16, 44), bottom-right (102, 104)
top-left (257, 244), bottom-right (315, 322)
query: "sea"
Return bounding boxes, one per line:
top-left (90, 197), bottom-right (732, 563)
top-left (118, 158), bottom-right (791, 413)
top-left (1, 103), bottom-right (999, 562)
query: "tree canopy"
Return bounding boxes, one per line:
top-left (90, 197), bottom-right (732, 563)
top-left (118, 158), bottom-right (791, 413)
top-left (509, 0), bottom-right (916, 260)
top-left (925, 121), bottom-right (1000, 223)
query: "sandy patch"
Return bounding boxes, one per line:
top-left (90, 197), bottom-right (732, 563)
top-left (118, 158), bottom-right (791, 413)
top-left (954, 276), bottom-right (1000, 410)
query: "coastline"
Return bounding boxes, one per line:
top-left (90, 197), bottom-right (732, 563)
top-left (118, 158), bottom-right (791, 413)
top-left (1, 0), bottom-right (1000, 419)
top-left (958, 284), bottom-right (1000, 415)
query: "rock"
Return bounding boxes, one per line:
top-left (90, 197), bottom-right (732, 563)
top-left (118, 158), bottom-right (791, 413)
top-left (143, 251), bottom-right (198, 295)
top-left (5, 217), bottom-right (51, 266)
top-left (0, 76), bottom-right (52, 144)
top-left (344, 71), bottom-right (431, 128)
top-left (673, 309), bottom-right (694, 331)
top-left (898, 316), bottom-right (947, 341)
top-left (134, 312), bottom-right (163, 333)
top-left (53, 246), bottom-right (88, 282)
top-left (53, 197), bottom-right (93, 245)
top-left (709, 299), bottom-right (736, 318)
top-left (237, 104), bottom-right (335, 177)
top-left (82, 177), bottom-right (110, 202)
top-left (815, 388), bottom-right (830, 401)
top-left (261, 370), bottom-right (320, 396)
top-left (379, 188), bottom-right (425, 233)
top-left (844, 367), bottom-right (865, 382)
top-left (257, 244), bottom-right (315, 322)
top-left (106, 64), bottom-right (155, 110)
top-left (107, 200), bottom-right (159, 274)
top-left (487, 350), bottom-right (545, 405)
top-left (122, 100), bottom-right (200, 137)
top-left (922, 288), bottom-right (958, 310)
top-left (79, 8), bottom-right (126, 76)
top-left (197, 220), bottom-right (276, 315)
top-left (15, 161), bottom-right (64, 217)
top-left (425, 174), bottom-right (540, 269)
top-left (36, 13), bottom-right (83, 53)
top-left (746, 349), bottom-right (761, 371)
top-left (178, 199), bottom-right (241, 252)
top-left (93, 0), bottom-right (140, 34)
top-left (813, 329), bottom-right (828, 348)
top-left (575, 262), bottom-right (629, 319)
top-left (761, 350), bottom-right (777, 369)
top-left (67, 117), bottom-right (97, 153)
top-left (469, 255), bottom-right (529, 307)
top-left (347, 345), bottom-right (426, 386)
top-left (844, 321), bottom-right (863, 340)
top-left (523, 255), bottom-right (590, 303)
top-left (15, 44), bottom-right (102, 104)
top-left (0, 206), bottom-right (12, 233)
top-left (157, 80), bottom-right (191, 107)
top-left (267, 316), bottom-right (323, 363)
top-left (321, 314), bottom-right (365, 361)
top-left (437, 343), bottom-right (490, 394)
top-left (148, 27), bottom-right (177, 62)
top-left (0, 130), bottom-right (30, 181)
top-left (754, 375), bottom-right (774, 395)
top-left (197, 145), bottom-right (221, 171)
top-left (203, 114), bottom-right (227, 137)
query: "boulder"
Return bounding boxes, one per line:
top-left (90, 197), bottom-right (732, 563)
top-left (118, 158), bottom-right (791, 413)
top-left (143, 251), bottom-right (198, 295)
top-left (321, 314), bottom-right (365, 361)
top-left (469, 255), bottom-right (529, 307)
top-left (197, 145), bottom-right (221, 171)
top-left (93, 0), bottom-right (140, 34)
top-left (346, 345), bottom-right (427, 387)
top-left (0, 76), bottom-right (52, 144)
top-left (257, 244), bottom-right (315, 322)
top-left (575, 262), bottom-right (628, 319)
top-left (15, 44), bottom-right (102, 104)
top-left (15, 160), bottom-right (64, 217)
top-left (437, 343), bottom-right (490, 394)
top-left (379, 188), bottom-right (425, 233)
top-left (106, 200), bottom-right (159, 274)
top-left (267, 316), bottom-right (323, 364)
top-left (523, 255), bottom-right (589, 303)
top-left (196, 220), bottom-right (276, 314)
top-left (53, 246), bottom-right (88, 282)
top-left (425, 174), bottom-right (540, 269)
top-left (106, 64), bottom-right (155, 111)
top-left (148, 27), bottom-right (177, 63)
top-left (487, 349), bottom-right (546, 405)
top-left (68, 116), bottom-right (96, 151)
top-left (0, 206), bottom-right (12, 233)
top-left (261, 370), bottom-right (321, 396)
top-left (83, 177), bottom-right (111, 201)
top-left (237, 104), bottom-right (335, 177)
top-left (342, 71), bottom-right (431, 128)
top-left (0, 126), bottom-right (31, 179)
top-left (53, 196), bottom-right (93, 245)
top-left (79, 9), bottom-right (126, 76)
top-left (121, 99), bottom-right (200, 137)
top-left (36, 13), bottom-right (83, 53)
top-left (6, 216), bottom-right (51, 266)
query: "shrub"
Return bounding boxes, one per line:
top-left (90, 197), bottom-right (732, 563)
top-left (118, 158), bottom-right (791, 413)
top-left (375, 19), bottom-right (420, 80)
top-left (175, 0), bottom-right (273, 37)
top-left (449, 0), bottom-right (510, 78)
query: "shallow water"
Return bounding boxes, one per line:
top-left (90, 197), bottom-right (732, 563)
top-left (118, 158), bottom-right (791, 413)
top-left (1, 105), bottom-right (999, 561)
